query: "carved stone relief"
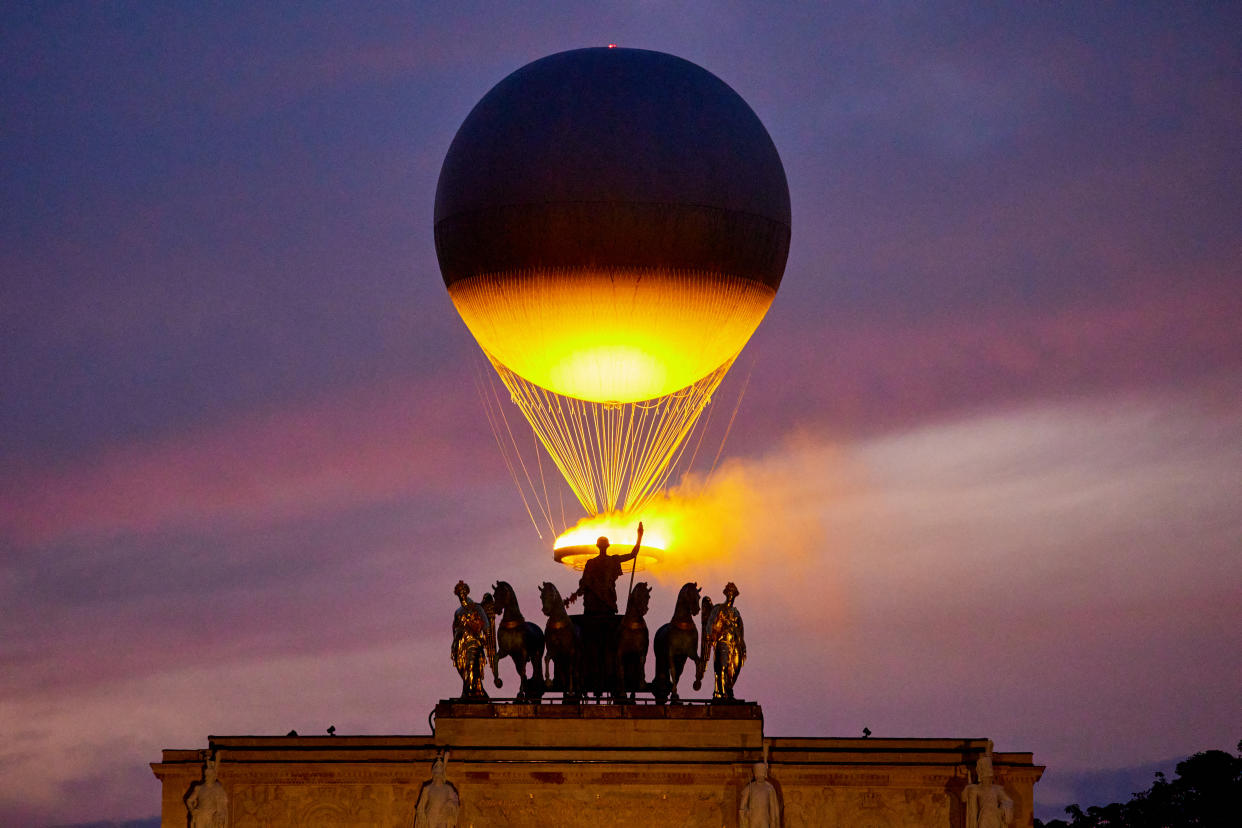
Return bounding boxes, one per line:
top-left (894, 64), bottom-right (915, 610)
top-left (460, 787), bottom-right (724, 828)
top-left (229, 784), bottom-right (415, 827)
top-left (782, 785), bottom-right (949, 828)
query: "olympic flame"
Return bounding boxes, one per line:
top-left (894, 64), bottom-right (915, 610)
top-left (552, 448), bottom-right (836, 584)
top-left (552, 465), bottom-right (761, 577)
top-left (553, 514), bottom-right (666, 571)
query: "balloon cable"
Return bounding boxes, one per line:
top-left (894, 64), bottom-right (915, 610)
top-left (708, 349), bottom-right (756, 482)
top-left (472, 357), bottom-right (546, 538)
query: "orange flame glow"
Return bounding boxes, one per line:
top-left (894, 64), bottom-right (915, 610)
top-left (552, 453), bottom-right (832, 583)
top-left (553, 514), bottom-right (665, 570)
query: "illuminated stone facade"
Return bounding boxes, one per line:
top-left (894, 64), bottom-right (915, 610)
top-left (152, 703), bottom-right (1042, 827)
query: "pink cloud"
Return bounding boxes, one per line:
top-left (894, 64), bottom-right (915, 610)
top-left (0, 368), bottom-right (493, 546)
top-left (746, 276), bottom-right (1242, 439)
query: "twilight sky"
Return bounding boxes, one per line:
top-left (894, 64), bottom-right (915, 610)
top-left (2, 2), bottom-right (1240, 824)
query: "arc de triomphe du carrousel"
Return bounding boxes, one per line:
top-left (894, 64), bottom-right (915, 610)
top-left (153, 46), bottom-right (1042, 828)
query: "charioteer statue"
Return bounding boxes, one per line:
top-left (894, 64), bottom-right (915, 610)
top-left (567, 521), bottom-right (643, 614)
top-left (565, 521), bottom-right (642, 697)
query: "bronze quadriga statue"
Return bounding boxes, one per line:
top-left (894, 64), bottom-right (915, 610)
top-left (652, 582), bottom-right (703, 705)
top-left (616, 582), bottom-right (652, 700)
top-left (454, 572), bottom-right (749, 705)
top-left (489, 580), bottom-right (545, 700)
top-left (538, 582), bottom-right (581, 699)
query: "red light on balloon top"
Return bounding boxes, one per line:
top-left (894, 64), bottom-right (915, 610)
top-left (607, 43), bottom-right (617, 48)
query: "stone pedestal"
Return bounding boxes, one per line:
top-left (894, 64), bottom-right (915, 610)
top-left (151, 702), bottom-right (1042, 826)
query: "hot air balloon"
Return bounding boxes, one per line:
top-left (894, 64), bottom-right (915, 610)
top-left (435, 47), bottom-right (790, 566)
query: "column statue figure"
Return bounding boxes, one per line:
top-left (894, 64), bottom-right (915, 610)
top-left (738, 760), bottom-right (780, 828)
top-left (451, 581), bottom-right (494, 700)
top-left (963, 753), bottom-right (1014, 828)
top-left (186, 751), bottom-right (228, 827)
top-left (414, 754), bottom-right (460, 828)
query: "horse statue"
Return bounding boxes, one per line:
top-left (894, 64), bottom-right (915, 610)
top-left (652, 582), bottom-right (702, 704)
top-left (539, 582), bottom-right (581, 699)
top-left (615, 581), bottom-right (651, 701)
top-left (490, 580), bottom-right (545, 700)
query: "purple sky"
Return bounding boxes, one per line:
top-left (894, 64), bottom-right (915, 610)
top-left (3, 2), bottom-right (1240, 824)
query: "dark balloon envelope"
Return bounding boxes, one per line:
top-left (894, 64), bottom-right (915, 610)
top-left (435, 46), bottom-right (791, 291)
top-left (435, 47), bottom-right (791, 404)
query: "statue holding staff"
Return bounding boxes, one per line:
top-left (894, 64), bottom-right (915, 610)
top-left (565, 522), bottom-right (642, 695)
top-left (566, 522), bottom-right (643, 615)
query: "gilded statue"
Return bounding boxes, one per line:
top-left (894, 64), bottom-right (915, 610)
top-left (738, 760), bottom-right (780, 828)
top-left (451, 581), bottom-right (495, 700)
top-left (186, 751), bottom-right (228, 827)
top-left (700, 582), bottom-right (746, 701)
top-left (414, 755), bottom-right (460, 828)
top-left (963, 754), bottom-right (1014, 828)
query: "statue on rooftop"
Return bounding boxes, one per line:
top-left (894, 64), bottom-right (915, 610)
top-left (652, 581), bottom-right (702, 704)
top-left (565, 521), bottom-right (642, 696)
top-left (566, 522), bottom-right (643, 616)
top-left (700, 582), bottom-right (746, 701)
top-left (451, 581), bottom-right (495, 700)
top-left (616, 581), bottom-right (652, 699)
top-left (489, 579), bottom-right (546, 700)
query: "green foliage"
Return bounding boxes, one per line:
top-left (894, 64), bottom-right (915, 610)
top-left (1035, 741), bottom-right (1241, 828)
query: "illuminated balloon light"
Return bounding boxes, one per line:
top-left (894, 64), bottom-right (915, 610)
top-left (448, 268), bottom-right (775, 403)
top-left (553, 516), bottom-right (667, 571)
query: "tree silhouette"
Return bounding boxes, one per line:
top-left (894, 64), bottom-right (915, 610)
top-left (1035, 741), bottom-right (1241, 828)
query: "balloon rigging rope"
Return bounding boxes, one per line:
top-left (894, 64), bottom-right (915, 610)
top-left (456, 267), bottom-right (769, 536)
top-left (683, 380), bottom-right (717, 476)
top-left (533, 423), bottom-right (551, 526)
top-left (708, 349), bottom-right (756, 482)
top-left (488, 355), bottom-right (734, 517)
top-left (471, 355), bottom-right (550, 538)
